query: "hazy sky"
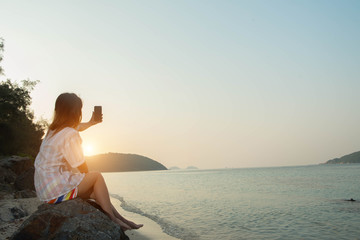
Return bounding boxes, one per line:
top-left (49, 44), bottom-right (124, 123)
top-left (1, 0), bottom-right (360, 169)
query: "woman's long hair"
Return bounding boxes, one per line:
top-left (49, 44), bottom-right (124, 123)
top-left (48, 93), bottom-right (82, 135)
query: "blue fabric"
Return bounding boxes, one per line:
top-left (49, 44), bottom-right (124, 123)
top-left (55, 195), bottom-right (64, 203)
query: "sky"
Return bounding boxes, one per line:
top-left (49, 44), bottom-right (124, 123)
top-left (1, 0), bottom-right (360, 169)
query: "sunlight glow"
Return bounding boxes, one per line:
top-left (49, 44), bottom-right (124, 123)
top-left (83, 143), bottom-right (94, 156)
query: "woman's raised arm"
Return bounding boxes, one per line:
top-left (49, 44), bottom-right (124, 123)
top-left (78, 111), bottom-right (102, 132)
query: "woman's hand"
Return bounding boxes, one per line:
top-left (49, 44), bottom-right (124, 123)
top-left (77, 112), bottom-right (103, 131)
top-left (89, 111), bottom-right (103, 125)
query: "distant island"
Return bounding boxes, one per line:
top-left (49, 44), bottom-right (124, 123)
top-left (86, 153), bottom-right (167, 172)
top-left (186, 166), bottom-right (198, 170)
top-left (325, 151), bottom-right (360, 164)
top-left (169, 166), bottom-right (199, 170)
top-left (169, 166), bottom-right (181, 170)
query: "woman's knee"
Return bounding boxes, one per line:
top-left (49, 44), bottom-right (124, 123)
top-left (86, 171), bottom-right (102, 181)
top-left (92, 171), bottom-right (103, 182)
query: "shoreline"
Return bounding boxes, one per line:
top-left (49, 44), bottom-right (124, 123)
top-left (110, 196), bottom-right (180, 240)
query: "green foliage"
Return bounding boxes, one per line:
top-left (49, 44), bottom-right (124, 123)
top-left (0, 38), bottom-right (46, 157)
top-left (0, 80), bottom-right (46, 157)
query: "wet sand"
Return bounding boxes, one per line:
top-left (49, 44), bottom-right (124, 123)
top-left (110, 197), bottom-right (180, 240)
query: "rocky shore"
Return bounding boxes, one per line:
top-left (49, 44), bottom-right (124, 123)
top-left (0, 156), bottom-right (128, 240)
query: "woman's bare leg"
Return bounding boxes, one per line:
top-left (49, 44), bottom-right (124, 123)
top-left (77, 172), bottom-right (131, 230)
top-left (110, 203), bottom-right (143, 229)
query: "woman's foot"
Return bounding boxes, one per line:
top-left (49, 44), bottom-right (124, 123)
top-left (115, 218), bottom-right (132, 231)
top-left (126, 220), bottom-right (144, 229)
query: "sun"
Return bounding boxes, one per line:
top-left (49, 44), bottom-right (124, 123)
top-left (83, 143), bottom-right (94, 156)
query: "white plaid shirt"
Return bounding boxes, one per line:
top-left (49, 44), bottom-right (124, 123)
top-left (34, 127), bottom-right (85, 201)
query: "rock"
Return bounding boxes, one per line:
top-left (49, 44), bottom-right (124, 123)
top-left (0, 202), bottom-right (26, 223)
top-left (0, 166), bottom-right (17, 184)
top-left (14, 167), bottom-right (35, 191)
top-left (14, 190), bottom-right (37, 199)
top-left (0, 183), bottom-right (15, 200)
top-left (0, 156), bottom-right (36, 200)
top-left (11, 198), bottom-right (129, 240)
top-left (0, 197), bottom-right (42, 239)
top-left (0, 183), bottom-right (14, 193)
top-left (0, 192), bottom-right (14, 200)
top-left (0, 156), bottom-right (33, 175)
top-left (10, 207), bottom-right (27, 219)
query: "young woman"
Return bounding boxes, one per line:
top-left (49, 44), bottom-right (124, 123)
top-left (34, 93), bottom-right (143, 231)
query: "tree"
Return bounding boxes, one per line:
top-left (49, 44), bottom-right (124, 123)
top-left (0, 38), bottom-right (45, 157)
top-left (0, 38), bottom-right (4, 75)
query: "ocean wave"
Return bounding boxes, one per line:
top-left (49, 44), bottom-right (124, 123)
top-left (110, 193), bottom-right (199, 240)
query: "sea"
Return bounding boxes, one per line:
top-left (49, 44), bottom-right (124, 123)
top-left (104, 164), bottom-right (360, 240)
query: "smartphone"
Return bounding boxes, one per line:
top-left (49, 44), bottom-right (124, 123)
top-left (94, 106), bottom-right (102, 122)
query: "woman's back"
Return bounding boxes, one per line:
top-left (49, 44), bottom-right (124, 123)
top-left (34, 127), bottom-right (85, 201)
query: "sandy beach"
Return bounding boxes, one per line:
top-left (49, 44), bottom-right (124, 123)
top-left (0, 196), bottom-right (179, 240)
